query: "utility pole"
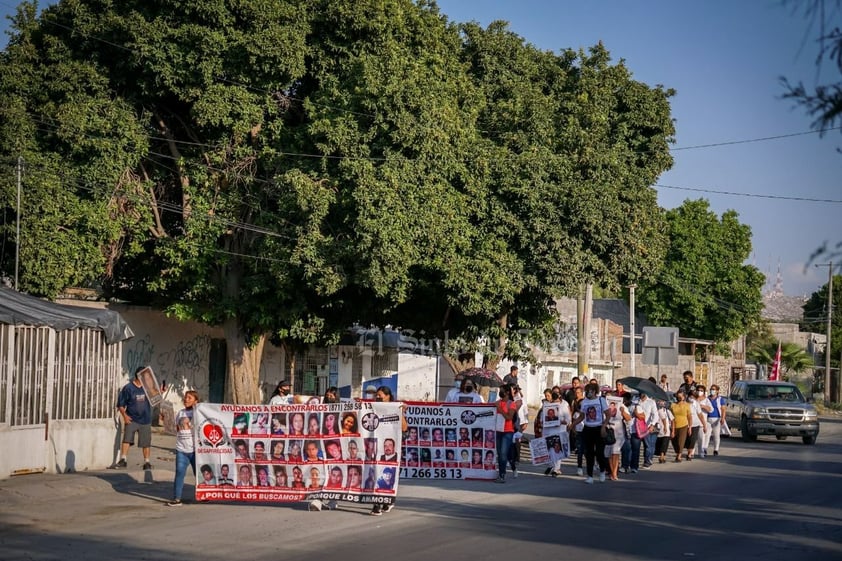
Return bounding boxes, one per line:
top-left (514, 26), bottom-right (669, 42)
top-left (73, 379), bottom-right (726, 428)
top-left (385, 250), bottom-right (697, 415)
top-left (15, 156), bottom-right (22, 290)
top-left (577, 283), bottom-right (593, 381)
top-left (628, 284), bottom-right (636, 379)
top-left (816, 262), bottom-right (833, 405)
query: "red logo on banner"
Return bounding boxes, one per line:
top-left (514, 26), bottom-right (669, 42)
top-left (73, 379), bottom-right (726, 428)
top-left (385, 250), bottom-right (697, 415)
top-left (202, 423), bottom-right (225, 446)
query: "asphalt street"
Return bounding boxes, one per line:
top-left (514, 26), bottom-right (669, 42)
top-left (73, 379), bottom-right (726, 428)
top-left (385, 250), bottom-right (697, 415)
top-left (1, 415), bottom-right (841, 561)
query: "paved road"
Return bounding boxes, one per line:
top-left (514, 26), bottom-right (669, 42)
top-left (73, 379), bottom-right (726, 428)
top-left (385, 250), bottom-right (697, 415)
top-left (1, 416), bottom-right (840, 561)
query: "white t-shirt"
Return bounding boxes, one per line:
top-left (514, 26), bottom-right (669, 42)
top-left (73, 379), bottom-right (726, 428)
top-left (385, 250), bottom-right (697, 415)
top-left (446, 391), bottom-right (484, 404)
top-left (175, 408), bottom-right (194, 453)
top-left (689, 399), bottom-right (704, 428)
top-left (269, 393), bottom-right (294, 405)
top-left (634, 397), bottom-right (659, 428)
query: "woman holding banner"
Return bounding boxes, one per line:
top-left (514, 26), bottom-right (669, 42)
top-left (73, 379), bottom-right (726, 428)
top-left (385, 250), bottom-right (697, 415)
top-left (493, 384), bottom-right (522, 484)
top-left (370, 386), bottom-right (407, 516)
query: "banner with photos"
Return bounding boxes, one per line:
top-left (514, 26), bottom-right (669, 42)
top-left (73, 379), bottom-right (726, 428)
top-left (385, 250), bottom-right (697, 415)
top-left (400, 402), bottom-right (497, 480)
top-left (530, 402), bottom-right (571, 466)
top-left (193, 401), bottom-right (402, 506)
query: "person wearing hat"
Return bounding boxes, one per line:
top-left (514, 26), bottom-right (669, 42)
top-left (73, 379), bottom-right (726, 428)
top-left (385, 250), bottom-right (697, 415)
top-left (270, 380), bottom-right (293, 405)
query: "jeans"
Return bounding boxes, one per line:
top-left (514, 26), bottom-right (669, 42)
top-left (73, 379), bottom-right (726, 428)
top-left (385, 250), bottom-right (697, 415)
top-left (621, 437), bottom-right (631, 470)
top-left (173, 450), bottom-right (196, 500)
top-left (496, 432), bottom-right (514, 478)
top-left (643, 433), bottom-right (657, 465)
top-left (630, 434), bottom-right (644, 469)
top-left (508, 437), bottom-right (520, 471)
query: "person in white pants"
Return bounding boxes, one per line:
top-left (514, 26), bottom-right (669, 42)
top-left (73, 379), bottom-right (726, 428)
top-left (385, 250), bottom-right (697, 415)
top-left (704, 385), bottom-right (726, 456)
top-left (694, 385), bottom-right (713, 458)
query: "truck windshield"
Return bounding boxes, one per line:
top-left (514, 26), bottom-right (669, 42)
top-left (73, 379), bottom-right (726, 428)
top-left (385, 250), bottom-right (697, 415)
top-left (746, 385), bottom-right (805, 401)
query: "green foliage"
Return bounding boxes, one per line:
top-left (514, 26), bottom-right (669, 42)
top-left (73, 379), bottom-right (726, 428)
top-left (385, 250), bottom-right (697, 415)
top-left (635, 199), bottom-right (766, 344)
top-left (801, 274), bottom-right (842, 369)
top-left (1, 0), bottom-right (677, 393)
top-left (747, 341), bottom-right (815, 380)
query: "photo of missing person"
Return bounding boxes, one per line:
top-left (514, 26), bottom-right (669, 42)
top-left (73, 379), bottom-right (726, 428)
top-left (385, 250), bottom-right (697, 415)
top-left (232, 413), bottom-right (249, 436)
top-left (270, 413), bottom-right (287, 435)
top-left (346, 464), bottom-right (363, 490)
top-left (326, 464), bottom-right (345, 489)
top-left (344, 438), bottom-right (363, 461)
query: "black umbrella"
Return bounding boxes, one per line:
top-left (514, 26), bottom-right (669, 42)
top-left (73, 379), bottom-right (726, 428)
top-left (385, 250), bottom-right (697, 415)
top-left (457, 367), bottom-right (504, 388)
top-left (617, 377), bottom-right (669, 402)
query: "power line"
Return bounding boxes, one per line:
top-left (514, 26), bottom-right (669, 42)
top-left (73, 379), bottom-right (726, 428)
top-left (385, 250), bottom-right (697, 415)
top-left (655, 183), bottom-right (842, 204)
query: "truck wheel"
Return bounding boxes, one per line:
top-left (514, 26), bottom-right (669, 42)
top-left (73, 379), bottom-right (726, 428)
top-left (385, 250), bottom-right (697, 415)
top-left (802, 435), bottom-right (817, 445)
top-left (740, 417), bottom-right (756, 442)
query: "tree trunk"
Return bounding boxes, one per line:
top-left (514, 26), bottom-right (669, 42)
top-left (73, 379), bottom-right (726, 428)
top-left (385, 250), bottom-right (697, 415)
top-left (223, 317), bottom-right (267, 404)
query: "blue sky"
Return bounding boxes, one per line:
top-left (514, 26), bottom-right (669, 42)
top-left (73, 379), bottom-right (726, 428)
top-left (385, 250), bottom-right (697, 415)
top-left (2, 1), bottom-right (840, 297)
top-left (432, 0), bottom-right (840, 298)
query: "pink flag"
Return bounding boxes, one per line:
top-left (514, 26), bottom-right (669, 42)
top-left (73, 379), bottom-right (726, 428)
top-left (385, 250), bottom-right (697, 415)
top-left (769, 342), bottom-right (782, 381)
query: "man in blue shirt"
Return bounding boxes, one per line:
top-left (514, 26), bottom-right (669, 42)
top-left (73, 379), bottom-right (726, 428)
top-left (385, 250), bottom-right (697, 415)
top-left (116, 367), bottom-right (153, 470)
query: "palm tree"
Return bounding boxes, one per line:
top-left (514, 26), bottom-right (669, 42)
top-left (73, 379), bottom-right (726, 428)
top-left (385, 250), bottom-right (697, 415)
top-left (747, 342), bottom-right (814, 381)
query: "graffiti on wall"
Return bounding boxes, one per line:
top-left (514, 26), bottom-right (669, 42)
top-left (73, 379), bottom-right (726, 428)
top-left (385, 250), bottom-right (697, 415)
top-left (125, 333), bottom-right (212, 392)
top-left (126, 334), bottom-right (155, 377)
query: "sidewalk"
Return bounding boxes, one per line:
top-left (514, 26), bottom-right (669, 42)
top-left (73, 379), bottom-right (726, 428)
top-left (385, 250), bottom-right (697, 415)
top-left (0, 428), bottom-right (178, 509)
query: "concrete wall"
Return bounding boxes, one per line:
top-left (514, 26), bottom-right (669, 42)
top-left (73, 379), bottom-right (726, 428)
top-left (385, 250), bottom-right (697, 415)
top-left (106, 305), bottom-right (285, 408)
top-left (49, 419), bottom-right (122, 474)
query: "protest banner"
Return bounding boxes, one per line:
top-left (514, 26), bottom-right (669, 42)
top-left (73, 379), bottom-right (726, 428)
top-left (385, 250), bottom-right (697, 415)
top-left (193, 401), bottom-right (402, 506)
top-left (400, 402), bottom-right (497, 480)
top-left (529, 437), bottom-right (550, 465)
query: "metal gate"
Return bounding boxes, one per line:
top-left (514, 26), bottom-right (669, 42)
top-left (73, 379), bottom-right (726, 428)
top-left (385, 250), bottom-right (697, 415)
top-left (1, 325), bottom-right (53, 474)
top-left (1, 324), bottom-right (121, 475)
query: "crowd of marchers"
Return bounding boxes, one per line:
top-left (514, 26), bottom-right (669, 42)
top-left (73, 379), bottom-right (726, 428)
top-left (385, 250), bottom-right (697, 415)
top-left (531, 370), bottom-right (728, 484)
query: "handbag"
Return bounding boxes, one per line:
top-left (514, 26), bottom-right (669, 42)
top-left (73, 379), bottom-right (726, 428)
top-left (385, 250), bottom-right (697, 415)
top-left (602, 423), bottom-right (617, 445)
top-left (634, 418), bottom-right (648, 438)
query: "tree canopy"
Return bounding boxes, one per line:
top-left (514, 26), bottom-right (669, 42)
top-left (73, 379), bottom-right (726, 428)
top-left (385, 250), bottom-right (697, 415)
top-left (801, 274), bottom-right (842, 368)
top-left (635, 199), bottom-right (766, 348)
top-left (0, 0), bottom-right (677, 402)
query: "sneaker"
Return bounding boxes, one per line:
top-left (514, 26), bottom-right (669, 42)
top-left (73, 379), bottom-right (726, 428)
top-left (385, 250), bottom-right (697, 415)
top-left (382, 504), bottom-right (394, 513)
top-left (544, 467), bottom-right (553, 476)
top-left (577, 467), bottom-right (583, 476)
top-left (494, 476), bottom-right (506, 484)
top-left (143, 461), bottom-right (152, 470)
top-left (512, 469), bottom-right (518, 479)
top-left (115, 459), bottom-right (127, 468)
top-left (370, 504), bottom-right (383, 516)
top-left (630, 468), bottom-right (638, 474)
top-left (326, 500), bottom-right (339, 510)
top-left (642, 462), bottom-right (652, 469)
top-left (621, 467), bottom-right (629, 474)
top-left (599, 471), bottom-right (606, 482)
top-left (166, 499), bottom-right (182, 507)
top-left (308, 500), bottom-right (323, 511)
top-left (713, 450), bottom-right (719, 456)
top-left (584, 476), bottom-right (594, 484)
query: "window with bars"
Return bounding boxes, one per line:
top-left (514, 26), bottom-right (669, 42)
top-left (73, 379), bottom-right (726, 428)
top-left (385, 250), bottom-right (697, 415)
top-left (370, 349), bottom-right (398, 378)
top-left (289, 347), bottom-right (329, 396)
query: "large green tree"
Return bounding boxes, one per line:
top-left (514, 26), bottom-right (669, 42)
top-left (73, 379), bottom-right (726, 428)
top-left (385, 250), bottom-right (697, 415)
top-left (0, 0), bottom-right (676, 401)
top-left (635, 199), bottom-right (766, 347)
